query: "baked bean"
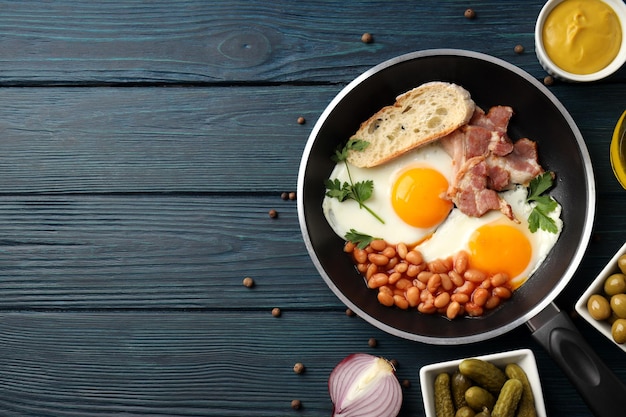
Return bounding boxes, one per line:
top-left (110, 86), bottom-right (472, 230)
top-left (434, 292), bottom-right (451, 308)
top-left (428, 258), bottom-right (448, 273)
top-left (377, 290), bottom-right (394, 307)
top-left (368, 253), bottom-right (389, 266)
top-left (387, 256), bottom-right (398, 269)
top-left (490, 272), bottom-right (509, 287)
top-left (388, 272), bottom-right (402, 285)
top-left (485, 295), bottom-right (501, 310)
top-left (455, 280), bottom-right (475, 295)
top-left (493, 286), bottom-right (512, 299)
top-left (394, 295), bottom-right (409, 310)
top-left (464, 268), bottom-right (487, 283)
top-left (414, 280), bottom-right (426, 290)
top-left (406, 264), bottom-right (421, 277)
top-left (344, 241), bottom-right (356, 253)
top-left (454, 251), bottom-right (469, 274)
top-left (366, 263), bottom-right (378, 280)
top-left (449, 270), bottom-right (464, 287)
top-left (357, 263), bottom-right (368, 273)
top-left (393, 288), bottom-right (404, 297)
top-left (379, 285), bottom-right (393, 296)
top-left (394, 262), bottom-right (408, 274)
top-left (368, 273), bottom-right (388, 289)
top-left (370, 239), bottom-right (387, 252)
top-left (418, 302), bottom-right (437, 314)
top-left (395, 278), bottom-right (413, 291)
top-left (465, 302), bottom-right (484, 317)
top-left (451, 293), bottom-right (470, 304)
top-left (406, 250), bottom-right (423, 265)
top-left (480, 279), bottom-right (491, 289)
top-left (440, 273), bottom-right (453, 291)
top-left (354, 248), bottom-right (368, 264)
top-left (417, 270), bottom-right (434, 283)
top-left (446, 301), bottom-right (462, 320)
top-left (406, 286), bottom-right (420, 307)
top-left (397, 243), bottom-right (408, 259)
top-left (382, 246), bottom-right (396, 259)
top-left (473, 287), bottom-right (490, 307)
top-left (427, 274), bottom-right (441, 293)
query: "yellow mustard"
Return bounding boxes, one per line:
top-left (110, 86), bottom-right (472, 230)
top-left (542, 0), bottom-right (622, 74)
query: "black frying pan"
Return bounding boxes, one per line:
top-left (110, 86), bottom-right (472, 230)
top-left (297, 50), bottom-right (626, 416)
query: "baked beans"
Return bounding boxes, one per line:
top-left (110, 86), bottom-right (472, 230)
top-left (343, 239), bottom-right (515, 319)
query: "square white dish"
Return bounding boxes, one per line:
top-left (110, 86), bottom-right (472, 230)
top-left (419, 349), bottom-right (547, 417)
top-left (575, 241), bottom-right (626, 353)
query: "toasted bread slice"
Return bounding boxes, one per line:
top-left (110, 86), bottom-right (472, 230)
top-left (346, 81), bottom-right (475, 168)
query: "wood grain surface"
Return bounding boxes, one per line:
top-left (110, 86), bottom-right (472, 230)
top-left (0, 0), bottom-right (624, 416)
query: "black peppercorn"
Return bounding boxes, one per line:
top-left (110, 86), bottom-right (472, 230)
top-left (297, 116), bottom-right (306, 125)
top-left (269, 209), bottom-right (278, 218)
top-left (543, 75), bottom-right (554, 86)
top-left (368, 337), bottom-right (377, 347)
top-left (288, 191), bottom-right (296, 200)
top-left (291, 399), bottom-right (302, 410)
top-left (293, 362), bottom-right (305, 374)
top-left (272, 307), bottom-right (281, 317)
top-left (242, 277), bottom-right (255, 288)
top-left (361, 32), bottom-right (373, 43)
top-left (464, 8), bottom-right (476, 19)
top-left (514, 44), bottom-right (525, 54)
top-left (280, 192), bottom-right (288, 200)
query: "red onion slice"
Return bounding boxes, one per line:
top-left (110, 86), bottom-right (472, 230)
top-left (329, 353), bottom-right (402, 417)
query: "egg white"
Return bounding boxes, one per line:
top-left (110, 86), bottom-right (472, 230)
top-left (322, 142), bottom-right (454, 245)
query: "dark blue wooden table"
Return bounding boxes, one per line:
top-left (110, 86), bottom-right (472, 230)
top-left (0, 1), bottom-right (624, 416)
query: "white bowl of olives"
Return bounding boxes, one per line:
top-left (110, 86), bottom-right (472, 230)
top-left (575, 242), bottom-right (626, 351)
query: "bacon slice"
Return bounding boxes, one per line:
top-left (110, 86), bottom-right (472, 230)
top-left (441, 106), bottom-right (544, 220)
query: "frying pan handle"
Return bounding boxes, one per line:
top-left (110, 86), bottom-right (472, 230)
top-left (528, 303), bottom-right (626, 417)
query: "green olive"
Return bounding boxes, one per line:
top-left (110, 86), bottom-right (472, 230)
top-left (587, 294), bottom-right (611, 320)
top-left (604, 273), bottom-right (626, 296)
top-left (618, 254), bottom-right (626, 274)
top-left (611, 318), bottom-right (626, 344)
top-left (610, 294), bottom-right (626, 318)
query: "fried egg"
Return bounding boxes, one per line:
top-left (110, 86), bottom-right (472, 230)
top-left (322, 142), bottom-right (454, 245)
top-left (416, 186), bottom-right (562, 288)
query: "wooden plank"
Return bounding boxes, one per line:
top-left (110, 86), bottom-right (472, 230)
top-left (0, 85), bottom-right (624, 194)
top-left (0, 194), bottom-right (339, 309)
top-left (0, 0), bottom-right (601, 85)
top-left (0, 192), bottom-right (622, 309)
top-left (0, 310), bottom-right (611, 416)
top-left (0, 86), bottom-right (336, 193)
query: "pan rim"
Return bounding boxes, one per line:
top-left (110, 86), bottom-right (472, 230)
top-left (297, 48), bottom-right (596, 344)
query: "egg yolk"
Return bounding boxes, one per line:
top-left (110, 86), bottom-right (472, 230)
top-left (468, 224), bottom-right (532, 280)
top-left (391, 167), bottom-right (452, 228)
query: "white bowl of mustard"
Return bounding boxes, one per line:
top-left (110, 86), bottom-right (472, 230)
top-left (535, 0), bottom-right (626, 82)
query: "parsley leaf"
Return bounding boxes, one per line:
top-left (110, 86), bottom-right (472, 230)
top-left (526, 172), bottom-right (558, 233)
top-left (332, 138), bottom-right (370, 163)
top-left (325, 139), bottom-right (385, 224)
top-left (345, 229), bottom-right (377, 250)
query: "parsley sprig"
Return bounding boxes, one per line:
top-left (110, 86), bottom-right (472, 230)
top-left (345, 229), bottom-right (377, 249)
top-left (324, 139), bottom-right (385, 224)
top-left (526, 172), bottom-right (558, 233)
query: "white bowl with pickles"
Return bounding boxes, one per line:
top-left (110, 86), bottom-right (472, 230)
top-left (419, 349), bottom-right (547, 417)
top-left (575, 242), bottom-right (626, 352)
